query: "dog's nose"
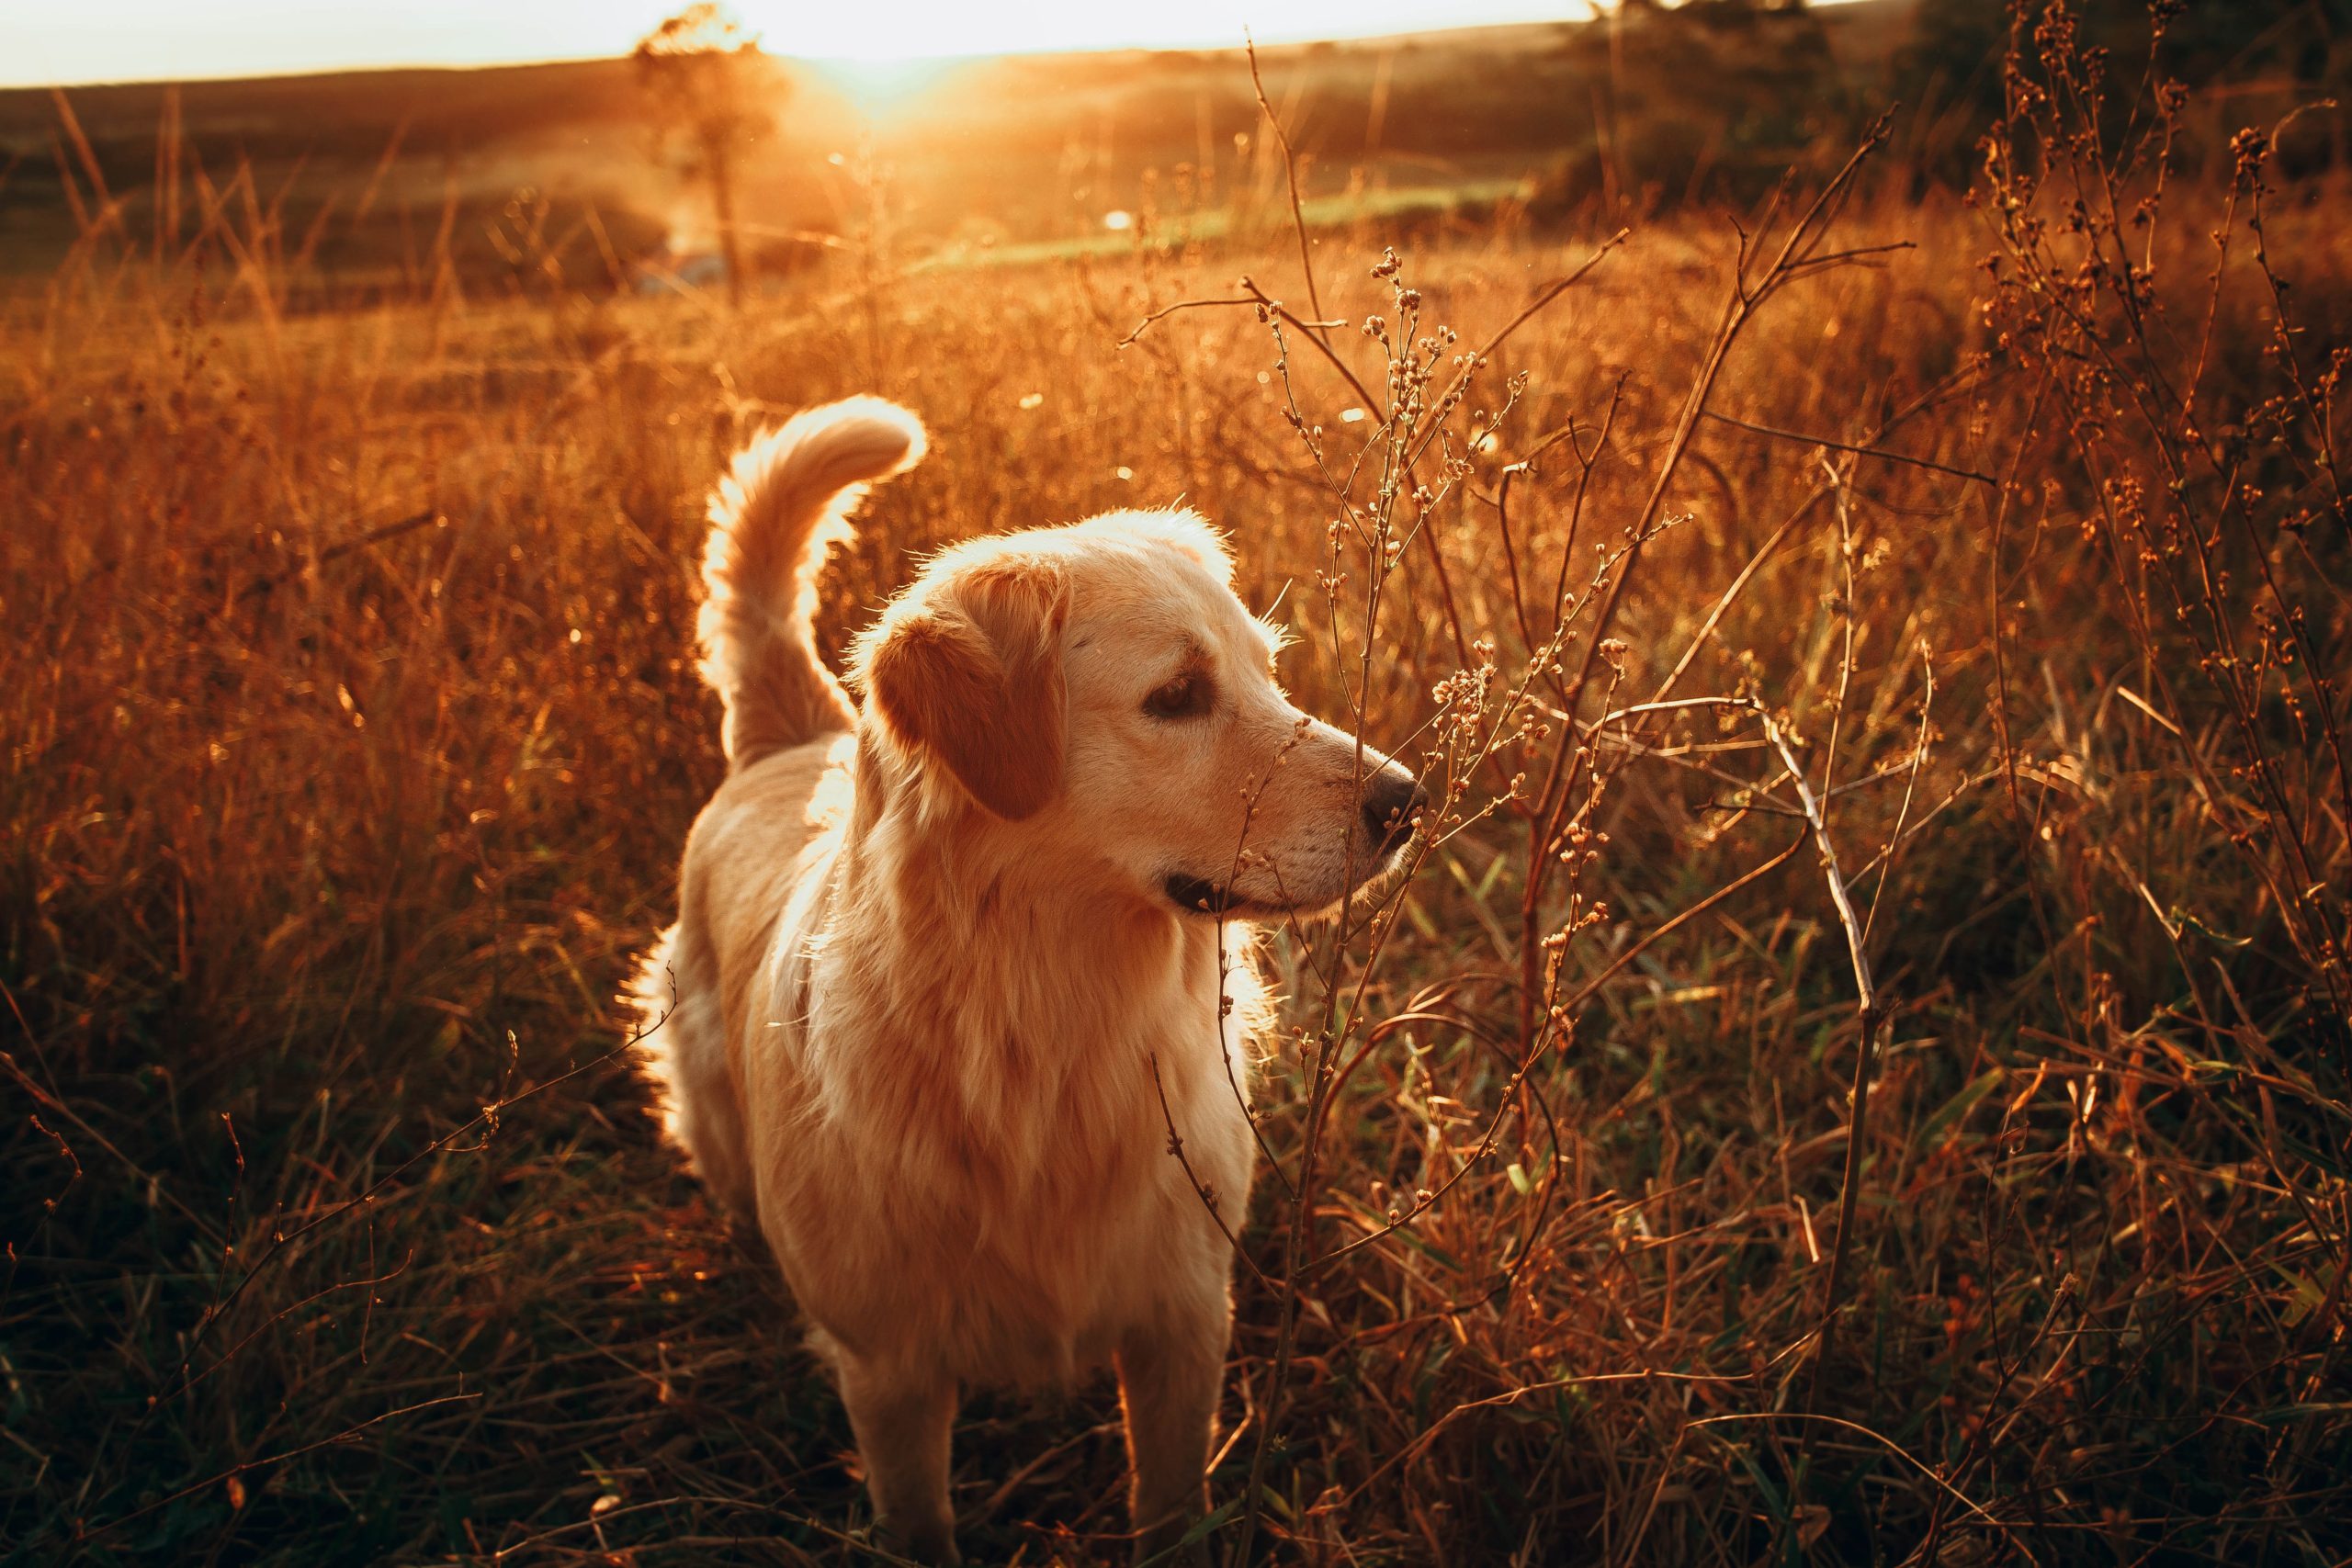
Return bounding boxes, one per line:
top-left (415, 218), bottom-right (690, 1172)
top-left (1361, 768), bottom-right (1429, 858)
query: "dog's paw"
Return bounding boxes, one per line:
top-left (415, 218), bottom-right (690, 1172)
top-left (1131, 1517), bottom-right (1215, 1568)
top-left (872, 1514), bottom-right (961, 1566)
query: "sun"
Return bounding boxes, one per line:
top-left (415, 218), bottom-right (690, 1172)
top-left (806, 53), bottom-right (957, 114)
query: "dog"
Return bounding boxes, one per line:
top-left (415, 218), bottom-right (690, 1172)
top-left (629, 397), bottom-right (1424, 1562)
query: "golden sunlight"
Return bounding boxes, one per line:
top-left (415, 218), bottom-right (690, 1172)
top-left (11, 0), bottom-right (1576, 89)
top-left (12, 1), bottom-right (2347, 1562)
top-left (807, 54), bottom-right (957, 113)
top-left (729, 0), bottom-right (1581, 72)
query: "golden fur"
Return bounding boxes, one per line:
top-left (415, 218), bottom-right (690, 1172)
top-left (630, 397), bottom-right (1422, 1562)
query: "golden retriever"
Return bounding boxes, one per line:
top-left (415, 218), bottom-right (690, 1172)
top-left (630, 397), bottom-right (1423, 1562)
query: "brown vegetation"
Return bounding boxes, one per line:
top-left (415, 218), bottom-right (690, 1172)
top-left (4, 4), bottom-right (2349, 1563)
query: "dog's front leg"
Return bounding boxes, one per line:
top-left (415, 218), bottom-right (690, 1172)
top-left (1116, 1309), bottom-right (1228, 1566)
top-left (837, 1356), bottom-right (960, 1563)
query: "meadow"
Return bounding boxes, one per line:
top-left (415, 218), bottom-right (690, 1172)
top-left (5, 6), bottom-right (2351, 1564)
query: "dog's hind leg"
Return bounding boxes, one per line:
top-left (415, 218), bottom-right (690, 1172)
top-left (628, 923), bottom-right (755, 1222)
top-left (835, 1353), bottom-right (961, 1564)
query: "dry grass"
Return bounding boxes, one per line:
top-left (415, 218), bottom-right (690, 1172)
top-left (6, 16), bottom-right (2351, 1564)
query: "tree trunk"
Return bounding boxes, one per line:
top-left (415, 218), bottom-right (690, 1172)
top-left (707, 131), bottom-right (745, 310)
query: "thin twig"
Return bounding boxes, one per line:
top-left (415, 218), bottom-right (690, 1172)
top-left (1702, 409), bottom-right (1996, 488)
top-left (1594, 694), bottom-right (1887, 1402)
top-left (1246, 36), bottom-right (1326, 332)
top-left (77, 1393), bottom-right (483, 1540)
top-left (1861, 646), bottom-right (1936, 950)
top-left (238, 508), bottom-right (444, 599)
top-left (1148, 1054), bottom-right (1272, 1289)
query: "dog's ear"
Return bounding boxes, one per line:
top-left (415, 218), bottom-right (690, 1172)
top-left (859, 555), bottom-right (1068, 820)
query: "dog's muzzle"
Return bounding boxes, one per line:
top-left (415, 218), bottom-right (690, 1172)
top-left (1361, 768), bottom-right (1429, 860)
top-left (1162, 766), bottom-right (1427, 918)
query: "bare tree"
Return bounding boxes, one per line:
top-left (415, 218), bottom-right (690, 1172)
top-left (634, 4), bottom-right (777, 308)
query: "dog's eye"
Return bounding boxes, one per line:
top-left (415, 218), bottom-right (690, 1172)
top-left (1143, 671), bottom-right (1212, 720)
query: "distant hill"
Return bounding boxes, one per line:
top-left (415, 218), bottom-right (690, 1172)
top-left (8, 0), bottom-right (2326, 290)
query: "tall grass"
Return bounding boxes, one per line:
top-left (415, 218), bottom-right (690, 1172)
top-left (6, 6), bottom-right (2349, 1562)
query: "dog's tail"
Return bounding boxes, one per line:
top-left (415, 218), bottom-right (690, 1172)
top-left (697, 397), bottom-right (927, 766)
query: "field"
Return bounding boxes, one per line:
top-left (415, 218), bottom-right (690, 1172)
top-left (6, 4), bottom-right (2352, 1564)
top-left (0, 6), bottom-right (1941, 290)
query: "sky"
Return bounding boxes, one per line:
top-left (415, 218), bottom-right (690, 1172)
top-left (4, 0), bottom-right (1603, 89)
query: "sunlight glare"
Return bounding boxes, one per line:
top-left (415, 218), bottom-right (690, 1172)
top-left (808, 54), bottom-right (956, 113)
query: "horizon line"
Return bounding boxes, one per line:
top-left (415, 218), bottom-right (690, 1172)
top-left (6, 15), bottom-right (1605, 95)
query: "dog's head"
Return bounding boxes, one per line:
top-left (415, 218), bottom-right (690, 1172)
top-left (852, 509), bottom-right (1425, 919)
